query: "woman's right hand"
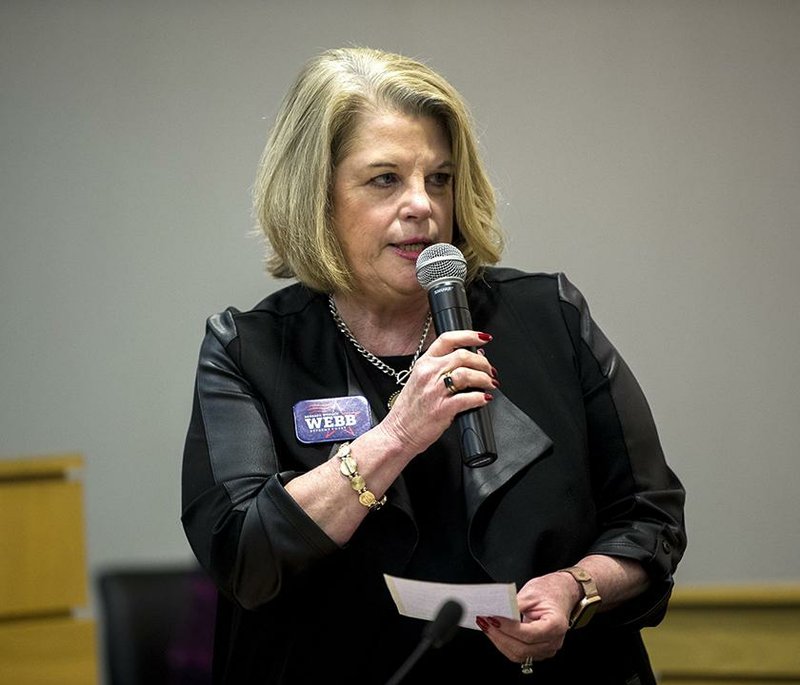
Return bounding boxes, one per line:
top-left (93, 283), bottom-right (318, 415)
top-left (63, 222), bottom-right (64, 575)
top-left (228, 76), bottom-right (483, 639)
top-left (285, 330), bottom-right (497, 545)
top-left (377, 329), bottom-right (498, 459)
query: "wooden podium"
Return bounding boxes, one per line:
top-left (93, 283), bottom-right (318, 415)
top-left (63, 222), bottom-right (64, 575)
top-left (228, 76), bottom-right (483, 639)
top-left (0, 454), bottom-right (97, 684)
top-left (644, 584), bottom-right (800, 684)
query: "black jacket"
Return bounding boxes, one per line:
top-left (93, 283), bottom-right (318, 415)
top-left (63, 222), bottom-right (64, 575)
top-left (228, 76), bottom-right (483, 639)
top-left (182, 268), bottom-right (686, 684)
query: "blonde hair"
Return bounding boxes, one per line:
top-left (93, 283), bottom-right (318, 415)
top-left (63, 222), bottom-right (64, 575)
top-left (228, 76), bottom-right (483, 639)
top-left (253, 46), bottom-right (504, 293)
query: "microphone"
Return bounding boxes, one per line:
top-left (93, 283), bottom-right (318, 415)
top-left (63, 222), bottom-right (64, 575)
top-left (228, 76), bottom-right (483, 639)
top-left (416, 244), bottom-right (497, 468)
top-left (384, 599), bottom-right (464, 685)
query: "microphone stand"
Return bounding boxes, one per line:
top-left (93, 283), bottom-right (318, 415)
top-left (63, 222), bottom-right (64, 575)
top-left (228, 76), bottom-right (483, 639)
top-left (384, 600), bottom-right (463, 685)
top-left (384, 636), bottom-right (436, 685)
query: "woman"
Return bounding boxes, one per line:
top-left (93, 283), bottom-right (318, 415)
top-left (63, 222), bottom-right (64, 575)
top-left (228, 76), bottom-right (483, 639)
top-left (182, 47), bottom-right (686, 684)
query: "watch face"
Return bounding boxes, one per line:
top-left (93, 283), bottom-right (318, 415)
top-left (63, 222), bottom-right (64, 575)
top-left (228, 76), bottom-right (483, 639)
top-left (571, 595), bottom-right (602, 629)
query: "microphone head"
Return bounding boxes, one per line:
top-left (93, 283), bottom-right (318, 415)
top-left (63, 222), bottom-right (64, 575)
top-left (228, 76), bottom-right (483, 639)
top-left (415, 243), bottom-right (467, 290)
top-left (424, 599), bottom-right (464, 648)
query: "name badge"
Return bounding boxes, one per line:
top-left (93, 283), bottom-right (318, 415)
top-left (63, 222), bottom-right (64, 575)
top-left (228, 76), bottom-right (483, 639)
top-left (293, 395), bottom-right (373, 444)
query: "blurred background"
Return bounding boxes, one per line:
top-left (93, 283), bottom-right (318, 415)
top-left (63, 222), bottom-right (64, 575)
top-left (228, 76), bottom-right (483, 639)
top-left (2, 0), bottom-right (799, 681)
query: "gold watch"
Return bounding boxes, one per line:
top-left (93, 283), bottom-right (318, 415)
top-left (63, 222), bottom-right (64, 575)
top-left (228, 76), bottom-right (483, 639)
top-left (559, 566), bottom-right (602, 629)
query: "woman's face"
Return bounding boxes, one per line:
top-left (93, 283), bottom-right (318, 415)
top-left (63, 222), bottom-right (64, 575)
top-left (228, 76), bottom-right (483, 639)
top-left (331, 110), bottom-right (454, 304)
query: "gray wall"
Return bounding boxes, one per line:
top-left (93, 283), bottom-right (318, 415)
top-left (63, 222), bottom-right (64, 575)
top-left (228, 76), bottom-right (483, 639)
top-left (2, 0), bottom-right (799, 593)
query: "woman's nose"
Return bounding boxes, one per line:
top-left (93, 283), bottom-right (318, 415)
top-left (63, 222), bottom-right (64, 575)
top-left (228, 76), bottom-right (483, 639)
top-left (400, 180), bottom-right (432, 221)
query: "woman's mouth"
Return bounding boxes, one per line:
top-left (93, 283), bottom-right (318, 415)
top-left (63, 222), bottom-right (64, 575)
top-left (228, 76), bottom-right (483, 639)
top-left (394, 242), bottom-right (429, 254)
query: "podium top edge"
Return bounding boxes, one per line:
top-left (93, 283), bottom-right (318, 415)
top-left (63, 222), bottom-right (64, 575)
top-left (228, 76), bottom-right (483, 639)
top-left (0, 454), bottom-right (85, 479)
top-left (671, 583), bottom-right (800, 607)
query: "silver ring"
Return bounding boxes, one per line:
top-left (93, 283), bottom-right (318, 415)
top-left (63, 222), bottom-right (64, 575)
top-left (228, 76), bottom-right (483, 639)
top-left (521, 656), bottom-right (534, 675)
top-left (441, 370), bottom-right (458, 395)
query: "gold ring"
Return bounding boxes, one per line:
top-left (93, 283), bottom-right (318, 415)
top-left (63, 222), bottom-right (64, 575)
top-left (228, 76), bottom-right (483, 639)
top-left (441, 370), bottom-right (458, 395)
top-left (521, 656), bottom-right (534, 675)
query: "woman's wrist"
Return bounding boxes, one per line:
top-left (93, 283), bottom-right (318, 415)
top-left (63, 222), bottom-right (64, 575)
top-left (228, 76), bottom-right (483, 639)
top-left (573, 554), bottom-right (650, 612)
top-left (368, 422), bottom-right (421, 465)
top-left (557, 569), bottom-right (585, 609)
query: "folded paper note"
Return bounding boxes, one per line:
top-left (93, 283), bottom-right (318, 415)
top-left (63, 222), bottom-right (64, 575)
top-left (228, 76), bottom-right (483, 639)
top-left (384, 574), bottom-right (518, 630)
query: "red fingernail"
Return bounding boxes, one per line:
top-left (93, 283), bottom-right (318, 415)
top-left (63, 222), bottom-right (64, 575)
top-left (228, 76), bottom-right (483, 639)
top-left (484, 393), bottom-right (494, 401)
top-left (492, 379), bottom-right (500, 388)
top-left (491, 366), bottom-right (498, 379)
top-left (488, 617), bottom-right (501, 628)
top-left (478, 332), bottom-right (493, 341)
top-left (476, 616), bottom-right (489, 632)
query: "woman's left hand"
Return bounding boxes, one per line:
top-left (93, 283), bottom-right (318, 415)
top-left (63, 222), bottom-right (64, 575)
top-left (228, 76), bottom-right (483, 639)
top-left (475, 571), bottom-right (579, 665)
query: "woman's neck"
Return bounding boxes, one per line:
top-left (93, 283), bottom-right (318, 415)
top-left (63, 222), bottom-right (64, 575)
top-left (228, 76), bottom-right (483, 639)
top-left (330, 291), bottom-right (432, 357)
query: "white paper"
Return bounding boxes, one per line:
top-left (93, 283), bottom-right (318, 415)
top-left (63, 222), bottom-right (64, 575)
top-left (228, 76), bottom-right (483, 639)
top-left (383, 574), bottom-right (518, 630)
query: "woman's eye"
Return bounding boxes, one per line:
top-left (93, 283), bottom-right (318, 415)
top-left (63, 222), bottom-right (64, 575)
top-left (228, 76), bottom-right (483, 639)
top-left (427, 172), bottom-right (452, 187)
top-left (370, 173), bottom-right (398, 187)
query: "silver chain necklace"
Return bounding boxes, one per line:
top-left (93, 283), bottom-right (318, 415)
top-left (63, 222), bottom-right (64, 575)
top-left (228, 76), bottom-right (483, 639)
top-left (328, 294), bottom-right (431, 408)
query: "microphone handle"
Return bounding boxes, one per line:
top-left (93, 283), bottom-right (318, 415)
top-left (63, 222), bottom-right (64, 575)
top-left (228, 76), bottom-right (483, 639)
top-left (456, 403), bottom-right (498, 468)
top-left (428, 283), bottom-right (498, 468)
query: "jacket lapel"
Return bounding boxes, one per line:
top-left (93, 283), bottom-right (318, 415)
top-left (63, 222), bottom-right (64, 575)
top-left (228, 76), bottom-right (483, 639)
top-left (463, 390), bottom-right (553, 521)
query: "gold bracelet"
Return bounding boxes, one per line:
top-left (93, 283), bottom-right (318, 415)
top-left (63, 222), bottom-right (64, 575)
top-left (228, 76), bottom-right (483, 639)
top-left (334, 442), bottom-right (387, 511)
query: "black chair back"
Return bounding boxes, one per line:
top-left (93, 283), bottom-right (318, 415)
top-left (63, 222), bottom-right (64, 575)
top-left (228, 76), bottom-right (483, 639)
top-left (97, 566), bottom-right (215, 685)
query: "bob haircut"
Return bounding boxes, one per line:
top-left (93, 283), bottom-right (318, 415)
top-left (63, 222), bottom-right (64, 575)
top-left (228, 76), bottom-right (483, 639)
top-left (253, 46), bottom-right (504, 293)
